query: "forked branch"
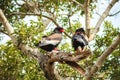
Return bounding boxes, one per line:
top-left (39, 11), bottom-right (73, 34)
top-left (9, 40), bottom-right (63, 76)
top-left (85, 33), bottom-right (120, 80)
top-left (0, 9), bottom-right (91, 79)
top-left (89, 0), bottom-right (118, 41)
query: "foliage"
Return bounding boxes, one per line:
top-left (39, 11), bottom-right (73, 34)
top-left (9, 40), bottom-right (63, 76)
top-left (0, 42), bottom-right (46, 80)
top-left (0, 0), bottom-right (120, 80)
top-left (13, 20), bottom-right (45, 45)
top-left (86, 21), bottom-right (120, 80)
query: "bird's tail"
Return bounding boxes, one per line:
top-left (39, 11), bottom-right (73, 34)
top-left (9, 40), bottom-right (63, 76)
top-left (65, 61), bottom-right (85, 75)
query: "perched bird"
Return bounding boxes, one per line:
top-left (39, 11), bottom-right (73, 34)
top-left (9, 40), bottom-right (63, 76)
top-left (35, 27), bottom-right (64, 51)
top-left (72, 28), bottom-right (88, 53)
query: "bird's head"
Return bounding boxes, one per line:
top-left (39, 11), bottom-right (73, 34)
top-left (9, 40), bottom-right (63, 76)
top-left (54, 27), bottom-right (64, 33)
top-left (75, 28), bottom-right (85, 35)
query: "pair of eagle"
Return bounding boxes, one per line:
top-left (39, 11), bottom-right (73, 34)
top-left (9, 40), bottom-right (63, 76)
top-left (35, 27), bottom-right (88, 53)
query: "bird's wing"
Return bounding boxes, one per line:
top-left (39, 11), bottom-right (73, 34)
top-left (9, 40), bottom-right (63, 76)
top-left (46, 33), bottom-right (62, 40)
top-left (38, 40), bottom-right (60, 46)
top-left (74, 34), bottom-right (88, 45)
top-left (82, 35), bottom-right (88, 45)
top-left (38, 33), bottom-right (62, 46)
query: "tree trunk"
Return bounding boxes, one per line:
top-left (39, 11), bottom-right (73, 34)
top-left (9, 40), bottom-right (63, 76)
top-left (39, 55), bottom-right (59, 80)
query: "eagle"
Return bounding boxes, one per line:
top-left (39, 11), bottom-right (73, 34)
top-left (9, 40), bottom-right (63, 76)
top-left (72, 28), bottom-right (88, 53)
top-left (35, 27), bottom-right (64, 51)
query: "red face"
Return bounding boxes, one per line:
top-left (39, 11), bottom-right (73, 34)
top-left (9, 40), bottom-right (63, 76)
top-left (60, 28), bottom-right (64, 32)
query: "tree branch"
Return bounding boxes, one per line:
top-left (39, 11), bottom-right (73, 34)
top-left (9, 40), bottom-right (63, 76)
top-left (10, 12), bottom-right (72, 39)
top-left (68, 15), bottom-right (72, 30)
top-left (47, 50), bottom-right (91, 75)
top-left (0, 9), bottom-right (58, 79)
top-left (42, 15), bottom-right (72, 38)
top-left (48, 50), bottom-right (91, 63)
top-left (109, 10), bottom-right (120, 16)
top-left (70, 0), bottom-right (84, 9)
top-left (10, 12), bottom-right (59, 27)
top-left (85, 33), bottom-right (120, 80)
top-left (42, 13), bottom-right (56, 27)
top-left (89, 0), bottom-right (118, 41)
top-left (0, 9), bottom-right (41, 60)
top-left (0, 29), bottom-right (9, 35)
top-left (84, 0), bottom-right (91, 38)
top-left (0, 10), bottom-right (14, 35)
top-left (1, 9), bottom-right (91, 79)
top-left (24, 0), bottom-right (40, 14)
top-left (22, 0), bottom-right (70, 39)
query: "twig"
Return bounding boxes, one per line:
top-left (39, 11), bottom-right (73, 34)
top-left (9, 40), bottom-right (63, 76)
top-left (68, 15), bottom-right (71, 29)
top-left (109, 10), bottom-right (120, 16)
top-left (0, 29), bottom-right (9, 35)
top-left (10, 12), bottom-right (72, 38)
top-left (15, 0), bottom-right (23, 6)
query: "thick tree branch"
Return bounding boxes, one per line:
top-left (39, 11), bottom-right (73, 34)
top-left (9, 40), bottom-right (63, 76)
top-left (89, 0), bottom-right (118, 41)
top-left (0, 10), bottom-right (14, 35)
top-left (39, 50), bottom-right (91, 79)
top-left (1, 9), bottom-right (91, 79)
top-left (84, 0), bottom-right (91, 38)
top-left (85, 33), bottom-right (120, 80)
top-left (0, 9), bottom-right (41, 60)
top-left (47, 50), bottom-right (91, 76)
top-left (0, 9), bottom-right (59, 80)
top-left (48, 50), bottom-right (91, 63)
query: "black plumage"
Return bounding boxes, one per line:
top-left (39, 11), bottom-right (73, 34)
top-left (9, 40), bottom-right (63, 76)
top-left (72, 28), bottom-right (88, 51)
top-left (35, 27), bottom-right (64, 51)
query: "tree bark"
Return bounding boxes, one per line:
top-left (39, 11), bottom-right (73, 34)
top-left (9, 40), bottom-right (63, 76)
top-left (38, 55), bottom-right (59, 80)
top-left (0, 0), bottom-right (119, 79)
top-left (0, 9), bottom-right (91, 80)
top-left (84, 0), bottom-right (91, 38)
top-left (85, 33), bottom-right (120, 80)
top-left (89, 0), bottom-right (118, 41)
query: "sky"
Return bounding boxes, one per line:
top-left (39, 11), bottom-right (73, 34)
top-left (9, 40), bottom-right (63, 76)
top-left (0, 0), bottom-right (120, 45)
